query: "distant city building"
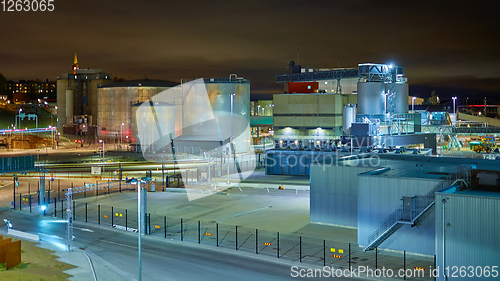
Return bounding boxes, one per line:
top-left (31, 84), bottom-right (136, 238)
top-left (56, 54), bottom-right (112, 133)
top-left (5, 79), bottom-right (56, 103)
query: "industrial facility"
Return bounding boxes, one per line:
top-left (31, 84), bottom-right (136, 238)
top-left (56, 54), bottom-right (113, 136)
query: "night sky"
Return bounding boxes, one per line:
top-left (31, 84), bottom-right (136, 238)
top-left (1, 0), bottom-right (500, 99)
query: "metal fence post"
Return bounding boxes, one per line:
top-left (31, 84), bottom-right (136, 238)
top-left (376, 247), bottom-right (378, 269)
top-left (58, 179), bottom-right (60, 202)
top-left (299, 236), bottom-right (302, 263)
top-left (112, 207), bottom-right (114, 226)
top-left (54, 198), bottom-right (57, 218)
top-left (19, 193), bottom-right (22, 211)
top-left (235, 226), bottom-right (238, 250)
top-left (216, 223), bottom-right (219, 247)
top-left (61, 200), bottom-right (64, 219)
top-left (164, 216), bottom-right (167, 238)
top-left (148, 213), bottom-right (151, 235)
top-left (404, 250), bottom-right (406, 280)
top-left (323, 240), bottom-right (326, 266)
top-left (108, 180), bottom-right (110, 195)
top-left (98, 205), bottom-right (100, 225)
top-left (96, 181), bottom-right (99, 197)
top-left (180, 218), bottom-right (183, 241)
top-left (37, 186), bottom-right (40, 205)
top-left (349, 243), bottom-right (351, 270)
top-left (73, 202), bottom-right (75, 220)
top-left (198, 221), bottom-right (201, 244)
top-left (277, 232), bottom-right (280, 258)
top-left (85, 203), bottom-right (88, 222)
top-left (29, 194), bottom-right (31, 213)
top-left (256, 229), bottom-right (259, 254)
top-left (434, 255), bottom-right (437, 281)
top-left (126, 209), bottom-right (128, 231)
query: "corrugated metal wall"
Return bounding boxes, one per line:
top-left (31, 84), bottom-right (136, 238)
top-left (358, 175), bottom-right (440, 255)
top-left (435, 192), bottom-right (500, 281)
top-left (310, 165), bottom-right (374, 227)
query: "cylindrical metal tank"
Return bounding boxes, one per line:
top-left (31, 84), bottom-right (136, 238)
top-left (65, 90), bottom-right (74, 120)
top-left (203, 79), bottom-right (251, 153)
top-left (357, 82), bottom-right (385, 115)
top-left (97, 80), bottom-right (176, 141)
top-left (343, 104), bottom-right (356, 135)
top-left (389, 83), bottom-right (409, 113)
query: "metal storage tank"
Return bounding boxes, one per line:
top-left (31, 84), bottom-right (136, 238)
top-left (387, 83), bottom-right (409, 113)
top-left (342, 104), bottom-right (356, 135)
top-left (97, 80), bottom-right (178, 141)
top-left (357, 82), bottom-right (385, 115)
top-left (203, 77), bottom-right (251, 153)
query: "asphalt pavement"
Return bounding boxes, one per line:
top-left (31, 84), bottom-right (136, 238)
top-left (0, 208), bottom-right (382, 281)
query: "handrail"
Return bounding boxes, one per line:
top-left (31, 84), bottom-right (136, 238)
top-left (364, 165), bottom-right (473, 251)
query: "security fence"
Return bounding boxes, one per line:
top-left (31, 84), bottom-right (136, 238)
top-left (17, 192), bottom-right (436, 280)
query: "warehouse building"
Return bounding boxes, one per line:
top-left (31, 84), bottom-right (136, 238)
top-left (309, 154), bottom-right (500, 277)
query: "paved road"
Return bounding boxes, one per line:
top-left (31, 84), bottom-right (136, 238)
top-left (0, 208), bottom-right (377, 281)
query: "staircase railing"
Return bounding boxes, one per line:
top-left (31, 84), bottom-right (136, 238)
top-left (363, 165), bottom-right (473, 251)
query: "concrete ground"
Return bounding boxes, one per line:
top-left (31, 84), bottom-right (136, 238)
top-left (73, 186), bottom-right (356, 243)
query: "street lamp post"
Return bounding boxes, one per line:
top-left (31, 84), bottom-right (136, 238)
top-left (127, 177), bottom-right (150, 281)
top-left (228, 94), bottom-right (235, 185)
top-left (452, 96), bottom-right (457, 115)
top-left (100, 140), bottom-right (105, 178)
top-left (120, 123), bottom-right (124, 149)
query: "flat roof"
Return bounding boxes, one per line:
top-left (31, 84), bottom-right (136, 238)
top-left (98, 79), bottom-right (179, 88)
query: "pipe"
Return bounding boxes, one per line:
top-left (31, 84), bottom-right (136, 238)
top-left (443, 200), bottom-right (447, 279)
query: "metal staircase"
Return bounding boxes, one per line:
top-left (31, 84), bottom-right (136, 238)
top-left (363, 165), bottom-right (473, 251)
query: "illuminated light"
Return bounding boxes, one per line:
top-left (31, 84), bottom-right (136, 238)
top-left (41, 205), bottom-right (47, 211)
top-left (103, 215), bottom-right (108, 218)
top-left (388, 64), bottom-right (393, 69)
top-left (205, 233), bottom-right (212, 236)
top-left (316, 127), bottom-right (322, 131)
top-left (154, 225), bottom-right (161, 229)
top-left (332, 255), bottom-right (342, 258)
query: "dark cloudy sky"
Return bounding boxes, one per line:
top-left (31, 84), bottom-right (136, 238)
top-left (1, 0), bottom-right (500, 98)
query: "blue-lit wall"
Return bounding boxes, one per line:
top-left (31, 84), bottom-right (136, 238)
top-left (357, 175), bottom-right (440, 255)
top-left (435, 192), bottom-right (500, 281)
